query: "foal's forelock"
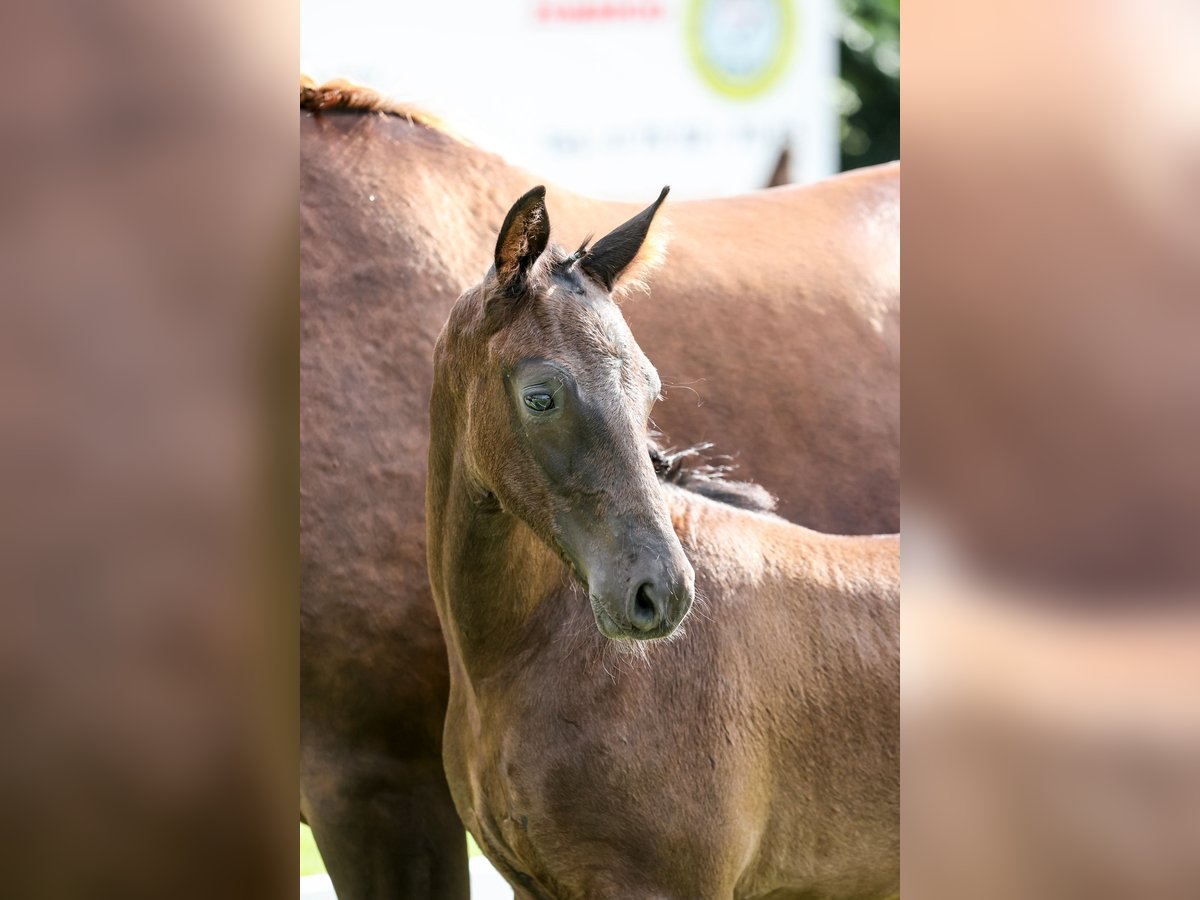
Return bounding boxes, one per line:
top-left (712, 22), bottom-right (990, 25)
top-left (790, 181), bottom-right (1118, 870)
top-left (484, 266), bottom-right (632, 368)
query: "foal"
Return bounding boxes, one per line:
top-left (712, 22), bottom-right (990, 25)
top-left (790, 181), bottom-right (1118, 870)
top-left (427, 187), bottom-right (899, 899)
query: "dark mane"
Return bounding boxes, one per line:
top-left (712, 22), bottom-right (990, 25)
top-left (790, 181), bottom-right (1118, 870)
top-left (300, 76), bottom-right (468, 143)
top-left (649, 443), bottom-right (778, 513)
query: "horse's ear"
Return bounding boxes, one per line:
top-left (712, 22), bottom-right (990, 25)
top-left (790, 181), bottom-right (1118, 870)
top-left (581, 186), bottom-right (670, 295)
top-left (494, 185), bottom-right (551, 291)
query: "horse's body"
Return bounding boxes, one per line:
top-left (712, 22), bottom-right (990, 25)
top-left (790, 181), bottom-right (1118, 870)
top-left (300, 80), bottom-right (898, 896)
top-left (426, 186), bottom-right (900, 898)
top-left (440, 490), bottom-right (900, 900)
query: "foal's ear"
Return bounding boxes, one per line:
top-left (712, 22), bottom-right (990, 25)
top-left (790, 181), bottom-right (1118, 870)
top-left (581, 186), bottom-right (670, 295)
top-left (494, 185), bottom-right (551, 291)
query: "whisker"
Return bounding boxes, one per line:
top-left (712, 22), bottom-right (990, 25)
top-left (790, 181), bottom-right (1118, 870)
top-left (660, 379), bottom-right (706, 406)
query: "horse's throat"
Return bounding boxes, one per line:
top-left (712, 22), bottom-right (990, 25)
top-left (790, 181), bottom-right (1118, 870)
top-left (441, 502), bottom-right (569, 675)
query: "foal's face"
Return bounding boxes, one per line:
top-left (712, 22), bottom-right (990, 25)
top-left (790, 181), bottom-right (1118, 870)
top-left (446, 186), bottom-right (694, 641)
top-left (493, 277), bottom-right (695, 640)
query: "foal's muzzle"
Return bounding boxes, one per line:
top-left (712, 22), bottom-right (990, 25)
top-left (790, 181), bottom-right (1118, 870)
top-left (590, 549), bottom-right (695, 641)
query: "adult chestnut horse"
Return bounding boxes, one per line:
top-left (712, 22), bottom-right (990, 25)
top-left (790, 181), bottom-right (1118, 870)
top-left (300, 79), bottom-right (898, 897)
top-left (427, 185), bottom-right (899, 899)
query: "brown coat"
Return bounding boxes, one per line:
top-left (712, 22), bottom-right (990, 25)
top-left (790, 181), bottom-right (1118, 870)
top-left (437, 489), bottom-right (900, 899)
top-left (300, 80), bottom-right (899, 897)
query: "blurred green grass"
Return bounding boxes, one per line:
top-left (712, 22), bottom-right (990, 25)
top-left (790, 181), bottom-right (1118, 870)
top-left (300, 824), bottom-right (483, 877)
top-left (300, 824), bottom-right (326, 876)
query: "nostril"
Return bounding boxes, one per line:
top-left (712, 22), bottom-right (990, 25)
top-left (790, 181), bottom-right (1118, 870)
top-left (630, 582), bottom-right (662, 631)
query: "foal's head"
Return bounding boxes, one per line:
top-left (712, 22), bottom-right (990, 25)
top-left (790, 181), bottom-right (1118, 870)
top-left (433, 186), bottom-right (694, 641)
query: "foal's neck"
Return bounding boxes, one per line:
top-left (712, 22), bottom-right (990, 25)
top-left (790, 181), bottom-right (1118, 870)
top-left (428, 454), bottom-right (578, 681)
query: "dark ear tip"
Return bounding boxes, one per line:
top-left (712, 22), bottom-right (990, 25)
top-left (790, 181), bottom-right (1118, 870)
top-left (659, 185), bottom-right (670, 201)
top-left (511, 185), bottom-right (547, 209)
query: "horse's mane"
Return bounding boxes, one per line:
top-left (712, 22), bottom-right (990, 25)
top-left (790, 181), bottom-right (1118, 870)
top-left (650, 443), bottom-right (777, 514)
top-left (300, 76), bottom-right (468, 143)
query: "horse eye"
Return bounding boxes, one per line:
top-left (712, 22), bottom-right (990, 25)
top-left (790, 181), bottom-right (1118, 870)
top-left (524, 392), bottom-right (555, 412)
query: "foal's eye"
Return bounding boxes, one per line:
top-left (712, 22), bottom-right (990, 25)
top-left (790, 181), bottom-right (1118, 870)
top-left (523, 391), bottom-right (555, 412)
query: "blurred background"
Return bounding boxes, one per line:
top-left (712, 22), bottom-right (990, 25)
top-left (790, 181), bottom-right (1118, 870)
top-left (903, 2), bottom-right (1200, 898)
top-left (300, 0), bottom-right (898, 199)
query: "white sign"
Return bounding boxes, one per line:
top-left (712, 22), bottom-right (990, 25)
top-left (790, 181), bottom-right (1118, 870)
top-left (302, 0), bottom-right (836, 200)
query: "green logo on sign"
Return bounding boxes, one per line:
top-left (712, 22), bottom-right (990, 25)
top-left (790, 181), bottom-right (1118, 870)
top-left (686, 0), bottom-right (797, 100)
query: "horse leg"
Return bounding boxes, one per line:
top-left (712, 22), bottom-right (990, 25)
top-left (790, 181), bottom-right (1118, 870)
top-left (301, 746), bottom-right (468, 900)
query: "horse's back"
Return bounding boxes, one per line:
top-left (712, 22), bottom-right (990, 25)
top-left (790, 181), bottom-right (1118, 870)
top-left (670, 161), bottom-right (899, 313)
top-left (625, 168), bottom-right (900, 533)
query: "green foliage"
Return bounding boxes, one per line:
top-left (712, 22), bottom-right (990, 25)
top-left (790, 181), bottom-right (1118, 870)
top-left (838, 0), bottom-right (900, 171)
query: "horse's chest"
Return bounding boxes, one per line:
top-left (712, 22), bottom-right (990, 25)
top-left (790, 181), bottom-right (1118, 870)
top-left (470, 704), bottom-right (577, 826)
top-left (457, 719), bottom-right (571, 895)
top-left (459, 688), bottom-right (657, 890)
